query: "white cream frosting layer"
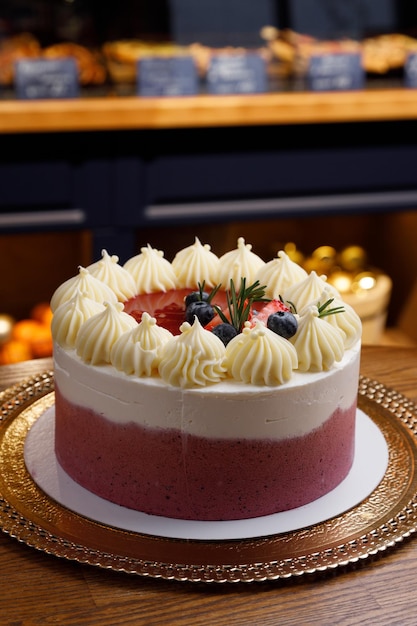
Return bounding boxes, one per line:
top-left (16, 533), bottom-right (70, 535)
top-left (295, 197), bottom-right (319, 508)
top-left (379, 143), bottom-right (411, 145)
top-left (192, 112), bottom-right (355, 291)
top-left (54, 340), bottom-right (360, 441)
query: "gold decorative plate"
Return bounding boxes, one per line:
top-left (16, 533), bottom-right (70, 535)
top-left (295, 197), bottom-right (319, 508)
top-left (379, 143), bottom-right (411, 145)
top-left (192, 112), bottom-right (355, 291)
top-left (1, 371), bottom-right (417, 584)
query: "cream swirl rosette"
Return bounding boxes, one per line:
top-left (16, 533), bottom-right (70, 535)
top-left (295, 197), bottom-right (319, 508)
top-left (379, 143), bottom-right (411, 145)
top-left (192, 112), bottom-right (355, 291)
top-left (218, 237), bottom-right (265, 286)
top-left (171, 237), bottom-right (220, 288)
top-left (87, 249), bottom-right (137, 301)
top-left (255, 250), bottom-right (308, 299)
top-left (76, 301), bottom-right (137, 365)
top-left (50, 266), bottom-right (117, 312)
top-left (282, 270), bottom-right (339, 312)
top-left (225, 320), bottom-right (298, 386)
top-left (158, 318), bottom-right (227, 388)
top-left (124, 244), bottom-right (177, 294)
top-left (318, 287), bottom-right (362, 349)
top-left (111, 311), bottom-right (173, 377)
top-left (290, 304), bottom-right (345, 372)
top-left (326, 299), bottom-right (362, 349)
top-left (51, 290), bottom-right (105, 348)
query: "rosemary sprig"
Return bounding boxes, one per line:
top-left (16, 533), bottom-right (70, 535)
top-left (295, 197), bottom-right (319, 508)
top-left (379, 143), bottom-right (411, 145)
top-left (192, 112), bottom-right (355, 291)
top-left (196, 281), bottom-right (222, 303)
top-left (317, 298), bottom-right (345, 318)
top-left (279, 295), bottom-right (297, 314)
top-left (214, 278), bottom-right (269, 331)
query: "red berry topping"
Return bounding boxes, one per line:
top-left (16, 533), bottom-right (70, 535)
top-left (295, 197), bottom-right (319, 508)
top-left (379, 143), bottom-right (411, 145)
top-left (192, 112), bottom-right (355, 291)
top-left (248, 299), bottom-right (291, 327)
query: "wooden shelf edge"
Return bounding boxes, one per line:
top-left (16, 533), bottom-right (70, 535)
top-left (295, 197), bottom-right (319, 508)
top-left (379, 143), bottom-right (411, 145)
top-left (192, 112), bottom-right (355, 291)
top-left (1, 89), bottom-right (417, 133)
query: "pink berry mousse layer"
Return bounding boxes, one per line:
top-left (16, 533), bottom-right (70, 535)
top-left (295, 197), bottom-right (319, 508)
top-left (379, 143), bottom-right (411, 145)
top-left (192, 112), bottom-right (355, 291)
top-left (55, 386), bottom-right (356, 521)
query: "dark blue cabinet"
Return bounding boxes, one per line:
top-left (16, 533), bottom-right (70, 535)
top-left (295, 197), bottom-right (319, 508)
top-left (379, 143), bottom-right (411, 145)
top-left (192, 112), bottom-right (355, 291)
top-left (2, 120), bottom-right (417, 263)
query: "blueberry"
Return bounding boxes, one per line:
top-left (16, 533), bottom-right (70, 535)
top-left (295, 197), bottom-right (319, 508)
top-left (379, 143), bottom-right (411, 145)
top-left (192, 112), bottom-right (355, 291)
top-left (185, 301), bottom-right (215, 326)
top-left (267, 311), bottom-right (298, 339)
top-left (211, 323), bottom-right (238, 346)
top-left (185, 291), bottom-right (210, 307)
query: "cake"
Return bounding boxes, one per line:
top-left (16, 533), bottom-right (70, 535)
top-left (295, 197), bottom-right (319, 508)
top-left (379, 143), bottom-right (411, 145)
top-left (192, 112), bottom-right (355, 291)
top-left (50, 237), bottom-right (362, 521)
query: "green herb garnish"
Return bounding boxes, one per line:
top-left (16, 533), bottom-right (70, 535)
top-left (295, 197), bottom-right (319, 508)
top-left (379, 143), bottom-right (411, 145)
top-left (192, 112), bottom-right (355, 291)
top-left (196, 281), bottom-right (222, 303)
top-left (214, 278), bottom-right (269, 331)
top-left (279, 295), bottom-right (297, 314)
top-left (317, 298), bottom-right (345, 318)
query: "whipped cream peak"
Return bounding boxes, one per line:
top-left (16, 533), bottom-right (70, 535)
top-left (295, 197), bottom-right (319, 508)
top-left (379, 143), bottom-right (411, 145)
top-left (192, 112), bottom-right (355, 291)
top-left (290, 304), bottom-right (345, 372)
top-left (171, 237), bottom-right (220, 288)
top-left (130, 311), bottom-right (173, 348)
top-left (225, 319), bottom-right (298, 386)
top-left (88, 248), bottom-right (119, 267)
top-left (282, 270), bottom-right (339, 313)
top-left (296, 286), bottom-right (337, 318)
top-left (255, 250), bottom-right (308, 299)
top-left (158, 316), bottom-right (227, 388)
top-left (76, 301), bottom-right (137, 365)
top-left (50, 266), bottom-right (118, 313)
top-left (218, 237), bottom-right (265, 286)
top-left (124, 244), bottom-right (177, 294)
top-left (86, 249), bottom-right (137, 301)
top-left (111, 311), bottom-right (173, 377)
top-left (321, 290), bottom-right (362, 349)
top-left (51, 290), bottom-right (106, 348)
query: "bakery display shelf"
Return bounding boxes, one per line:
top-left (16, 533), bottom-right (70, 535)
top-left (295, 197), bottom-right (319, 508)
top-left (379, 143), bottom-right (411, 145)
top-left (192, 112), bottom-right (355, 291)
top-left (1, 88), bottom-right (417, 134)
top-left (1, 371), bottom-right (417, 583)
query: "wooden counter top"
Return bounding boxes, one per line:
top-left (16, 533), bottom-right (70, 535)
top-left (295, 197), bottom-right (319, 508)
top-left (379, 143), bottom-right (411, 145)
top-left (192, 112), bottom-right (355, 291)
top-left (1, 89), bottom-right (417, 133)
top-left (1, 345), bottom-right (417, 624)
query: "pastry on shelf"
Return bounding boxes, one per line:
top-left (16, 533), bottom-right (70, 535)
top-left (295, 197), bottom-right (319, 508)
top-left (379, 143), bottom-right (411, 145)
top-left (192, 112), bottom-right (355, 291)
top-left (362, 33), bottom-right (417, 74)
top-left (188, 42), bottom-right (271, 78)
top-left (0, 34), bottom-right (106, 86)
top-left (42, 42), bottom-right (107, 85)
top-left (102, 40), bottom-right (189, 83)
top-left (292, 38), bottom-right (361, 77)
top-left (103, 39), bottom-right (271, 83)
top-left (0, 33), bottom-right (41, 86)
top-left (261, 27), bottom-right (417, 76)
top-left (260, 28), bottom-right (315, 76)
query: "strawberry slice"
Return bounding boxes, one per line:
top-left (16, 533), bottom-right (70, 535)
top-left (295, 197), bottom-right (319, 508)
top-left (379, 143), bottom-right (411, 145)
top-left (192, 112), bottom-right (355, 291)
top-left (204, 306), bottom-right (232, 331)
top-left (125, 288), bottom-right (228, 335)
top-left (247, 299), bottom-right (291, 328)
top-left (125, 289), bottom-right (188, 334)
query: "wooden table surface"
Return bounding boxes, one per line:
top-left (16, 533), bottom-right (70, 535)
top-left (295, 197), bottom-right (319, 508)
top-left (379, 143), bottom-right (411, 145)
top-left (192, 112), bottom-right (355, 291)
top-left (1, 346), bottom-right (417, 626)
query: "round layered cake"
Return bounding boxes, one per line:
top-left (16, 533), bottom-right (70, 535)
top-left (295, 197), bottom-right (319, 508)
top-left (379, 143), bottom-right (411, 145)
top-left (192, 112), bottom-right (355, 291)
top-left (51, 237), bottom-right (362, 521)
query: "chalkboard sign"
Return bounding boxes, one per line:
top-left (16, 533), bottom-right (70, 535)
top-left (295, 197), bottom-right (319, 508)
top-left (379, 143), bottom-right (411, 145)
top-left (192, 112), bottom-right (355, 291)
top-left (138, 56), bottom-right (198, 96)
top-left (405, 52), bottom-right (417, 88)
top-left (206, 54), bottom-right (267, 95)
top-left (15, 58), bottom-right (79, 99)
top-left (307, 53), bottom-right (364, 91)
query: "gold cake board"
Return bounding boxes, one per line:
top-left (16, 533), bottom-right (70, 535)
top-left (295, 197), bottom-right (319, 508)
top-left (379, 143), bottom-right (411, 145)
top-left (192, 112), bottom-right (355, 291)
top-left (1, 371), bottom-right (417, 583)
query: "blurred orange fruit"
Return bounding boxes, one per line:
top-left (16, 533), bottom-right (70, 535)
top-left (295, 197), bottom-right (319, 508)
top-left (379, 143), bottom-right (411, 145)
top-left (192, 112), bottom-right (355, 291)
top-left (0, 339), bottom-right (32, 365)
top-left (11, 318), bottom-right (53, 358)
top-left (30, 302), bottom-right (53, 327)
top-left (12, 319), bottom-right (44, 344)
top-left (30, 324), bottom-right (53, 358)
top-left (1, 302), bottom-right (54, 363)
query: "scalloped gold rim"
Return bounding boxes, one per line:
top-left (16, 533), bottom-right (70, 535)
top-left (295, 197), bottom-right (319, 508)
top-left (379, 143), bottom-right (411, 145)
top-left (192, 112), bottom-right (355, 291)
top-left (1, 372), bottom-right (417, 583)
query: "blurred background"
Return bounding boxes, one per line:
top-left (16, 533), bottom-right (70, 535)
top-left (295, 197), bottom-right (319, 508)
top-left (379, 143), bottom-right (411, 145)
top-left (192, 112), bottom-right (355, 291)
top-left (1, 0), bottom-right (417, 362)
